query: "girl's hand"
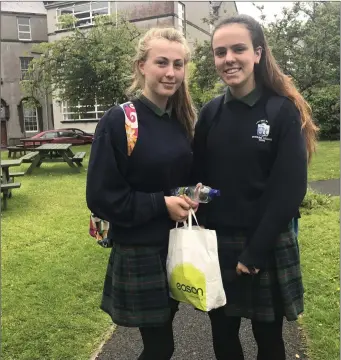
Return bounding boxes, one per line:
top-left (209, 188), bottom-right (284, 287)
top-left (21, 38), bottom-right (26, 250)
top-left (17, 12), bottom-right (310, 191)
top-left (236, 262), bottom-right (260, 275)
top-left (165, 196), bottom-right (191, 222)
top-left (182, 195), bottom-right (199, 212)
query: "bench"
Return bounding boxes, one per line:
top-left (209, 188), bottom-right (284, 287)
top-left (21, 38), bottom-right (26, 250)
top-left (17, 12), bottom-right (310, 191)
top-left (7, 146), bottom-right (25, 159)
top-left (9, 172), bottom-right (25, 180)
top-left (72, 152), bottom-right (86, 166)
top-left (1, 172), bottom-right (25, 197)
top-left (1, 182), bottom-right (21, 210)
top-left (20, 151), bottom-right (39, 163)
top-left (1, 172), bottom-right (25, 184)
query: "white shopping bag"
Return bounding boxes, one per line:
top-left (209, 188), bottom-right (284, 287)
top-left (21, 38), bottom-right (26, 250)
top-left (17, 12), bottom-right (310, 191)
top-left (166, 209), bottom-right (226, 311)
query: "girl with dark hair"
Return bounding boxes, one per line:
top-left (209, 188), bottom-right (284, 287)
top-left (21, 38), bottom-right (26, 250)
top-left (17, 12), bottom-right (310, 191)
top-left (190, 14), bottom-right (318, 360)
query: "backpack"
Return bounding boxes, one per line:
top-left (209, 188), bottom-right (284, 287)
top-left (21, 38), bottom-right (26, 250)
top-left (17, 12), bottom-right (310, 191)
top-left (198, 94), bottom-right (299, 237)
top-left (89, 101), bottom-right (138, 247)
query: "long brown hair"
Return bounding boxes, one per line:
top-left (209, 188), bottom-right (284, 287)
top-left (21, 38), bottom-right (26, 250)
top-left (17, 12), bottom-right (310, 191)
top-left (212, 15), bottom-right (318, 162)
top-left (126, 27), bottom-right (197, 138)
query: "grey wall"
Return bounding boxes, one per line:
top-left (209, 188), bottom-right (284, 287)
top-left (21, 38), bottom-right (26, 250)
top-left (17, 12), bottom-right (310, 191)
top-left (1, 13), bottom-right (48, 42)
top-left (183, 1), bottom-right (238, 47)
top-left (1, 12), bottom-right (52, 145)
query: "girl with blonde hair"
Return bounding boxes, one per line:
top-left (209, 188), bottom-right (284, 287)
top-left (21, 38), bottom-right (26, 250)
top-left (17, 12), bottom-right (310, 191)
top-left (87, 27), bottom-right (197, 359)
top-left (191, 14), bottom-right (318, 360)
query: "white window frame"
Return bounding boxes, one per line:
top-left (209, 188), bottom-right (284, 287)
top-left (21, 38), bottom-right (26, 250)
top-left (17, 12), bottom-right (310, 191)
top-left (17, 17), bottom-right (32, 41)
top-left (177, 2), bottom-right (185, 36)
top-left (61, 100), bottom-right (105, 121)
top-left (20, 57), bottom-right (33, 80)
top-left (56, 2), bottom-right (110, 30)
top-left (23, 105), bottom-right (39, 133)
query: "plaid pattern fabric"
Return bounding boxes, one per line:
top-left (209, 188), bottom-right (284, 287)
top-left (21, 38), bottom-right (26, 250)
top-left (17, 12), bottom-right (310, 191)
top-left (216, 223), bottom-right (304, 322)
top-left (101, 243), bottom-right (177, 327)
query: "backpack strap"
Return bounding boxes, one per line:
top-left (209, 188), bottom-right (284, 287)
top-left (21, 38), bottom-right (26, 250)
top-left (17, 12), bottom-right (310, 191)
top-left (200, 94), bottom-right (225, 142)
top-left (265, 96), bottom-right (286, 126)
top-left (265, 96), bottom-right (300, 226)
top-left (192, 95), bottom-right (224, 184)
top-left (204, 94), bottom-right (225, 131)
top-left (119, 101), bottom-right (138, 156)
top-left (264, 95), bottom-right (286, 157)
top-left (88, 102), bottom-right (138, 244)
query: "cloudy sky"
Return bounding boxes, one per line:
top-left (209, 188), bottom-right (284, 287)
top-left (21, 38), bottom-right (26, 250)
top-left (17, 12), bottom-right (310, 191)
top-left (236, 2), bottom-right (294, 22)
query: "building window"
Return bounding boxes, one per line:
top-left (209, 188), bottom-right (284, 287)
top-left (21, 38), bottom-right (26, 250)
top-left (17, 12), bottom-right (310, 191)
top-left (56, 2), bottom-right (110, 29)
top-left (61, 101), bottom-right (106, 121)
top-left (1, 104), bottom-right (6, 120)
top-left (17, 17), bottom-right (31, 41)
top-left (20, 57), bottom-right (33, 80)
top-left (23, 105), bottom-right (38, 132)
top-left (177, 2), bottom-right (185, 36)
top-left (1, 100), bottom-right (9, 120)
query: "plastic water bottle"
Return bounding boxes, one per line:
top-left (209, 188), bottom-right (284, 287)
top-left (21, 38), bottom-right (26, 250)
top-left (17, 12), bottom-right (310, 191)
top-left (171, 184), bottom-right (220, 203)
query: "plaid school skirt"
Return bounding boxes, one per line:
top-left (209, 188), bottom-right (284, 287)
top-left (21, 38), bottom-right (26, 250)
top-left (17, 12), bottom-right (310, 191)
top-left (216, 222), bottom-right (304, 322)
top-left (100, 243), bottom-right (178, 328)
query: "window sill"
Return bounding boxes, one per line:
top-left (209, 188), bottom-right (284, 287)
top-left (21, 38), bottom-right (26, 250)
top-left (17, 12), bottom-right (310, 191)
top-left (61, 120), bottom-right (99, 123)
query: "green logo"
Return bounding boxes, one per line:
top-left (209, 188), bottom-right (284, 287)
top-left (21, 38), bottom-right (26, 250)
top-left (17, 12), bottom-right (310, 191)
top-left (169, 263), bottom-right (207, 311)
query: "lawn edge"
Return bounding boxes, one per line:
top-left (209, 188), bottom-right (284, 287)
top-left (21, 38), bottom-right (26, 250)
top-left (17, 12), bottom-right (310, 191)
top-left (297, 317), bottom-right (313, 359)
top-left (89, 324), bottom-right (116, 360)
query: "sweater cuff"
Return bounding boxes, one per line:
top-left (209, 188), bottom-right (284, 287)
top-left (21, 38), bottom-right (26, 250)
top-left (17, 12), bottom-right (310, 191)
top-left (152, 192), bottom-right (168, 217)
top-left (238, 248), bottom-right (266, 270)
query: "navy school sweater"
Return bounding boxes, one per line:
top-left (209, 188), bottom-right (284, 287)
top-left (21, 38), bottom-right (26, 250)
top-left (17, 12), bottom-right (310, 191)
top-left (192, 87), bottom-right (308, 268)
top-left (86, 97), bottom-right (193, 246)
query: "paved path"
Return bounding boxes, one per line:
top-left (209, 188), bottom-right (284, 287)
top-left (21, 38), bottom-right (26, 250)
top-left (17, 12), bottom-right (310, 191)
top-left (95, 304), bottom-right (308, 360)
top-left (309, 178), bottom-right (339, 196)
top-left (95, 179), bottom-right (340, 360)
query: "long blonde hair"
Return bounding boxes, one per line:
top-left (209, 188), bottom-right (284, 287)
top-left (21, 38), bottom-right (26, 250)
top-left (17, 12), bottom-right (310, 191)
top-left (127, 27), bottom-right (197, 138)
top-left (213, 15), bottom-right (319, 162)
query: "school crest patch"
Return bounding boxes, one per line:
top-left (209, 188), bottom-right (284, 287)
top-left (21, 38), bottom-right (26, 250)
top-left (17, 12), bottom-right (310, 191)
top-left (252, 119), bottom-right (272, 142)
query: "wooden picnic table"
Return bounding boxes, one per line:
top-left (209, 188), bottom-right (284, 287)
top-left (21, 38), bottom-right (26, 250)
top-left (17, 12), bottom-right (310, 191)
top-left (1, 159), bottom-right (23, 206)
top-left (1, 159), bottom-right (23, 184)
top-left (20, 138), bottom-right (54, 148)
top-left (25, 143), bottom-right (85, 174)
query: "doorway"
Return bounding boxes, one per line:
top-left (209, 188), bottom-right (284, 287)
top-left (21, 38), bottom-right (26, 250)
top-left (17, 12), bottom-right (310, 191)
top-left (0, 100), bottom-right (9, 148)
top-left (1, 121), bottom-right (7, 147)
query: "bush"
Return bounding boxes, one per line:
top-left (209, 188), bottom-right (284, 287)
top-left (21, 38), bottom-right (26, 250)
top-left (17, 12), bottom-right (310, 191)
top-left (188, 62), bottom-right (224, 110)
top-left (305, 85), bottom-right (340, 140)
top-left (300, 187), bottom-right (333, 214)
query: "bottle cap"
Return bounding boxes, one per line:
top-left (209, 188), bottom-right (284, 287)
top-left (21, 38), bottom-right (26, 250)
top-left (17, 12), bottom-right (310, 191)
top-left (209, 189), bottom-right (220, 197)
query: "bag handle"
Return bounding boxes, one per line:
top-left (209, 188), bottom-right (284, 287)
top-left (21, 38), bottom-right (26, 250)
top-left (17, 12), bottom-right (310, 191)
top-left (175, 208), bottom-right (200, 230)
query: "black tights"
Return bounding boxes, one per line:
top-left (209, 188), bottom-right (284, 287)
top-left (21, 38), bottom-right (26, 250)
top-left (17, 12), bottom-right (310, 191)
top-left (137, 307), bottom-right (285, 360)
top-left (209, 307), bottom-right (285, 360)
top-left (137, 307), bottom-right (177, 360)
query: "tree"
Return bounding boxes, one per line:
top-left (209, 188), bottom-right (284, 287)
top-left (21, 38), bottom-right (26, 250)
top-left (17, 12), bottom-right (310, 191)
top-left (188, 63), bottom-right (224, 109)
top-left (257, 2), bottom-right (340, 94)
top-left (21, 14), bottom-right (141, 111)
top-left (307, 84), bottom-right (340, 139)
top-left (191, 40), bottom-right (219, 90)
top-left (257, 2), bottom-right (340, 139)
top-left (189, 40), bottom-right (223, 109)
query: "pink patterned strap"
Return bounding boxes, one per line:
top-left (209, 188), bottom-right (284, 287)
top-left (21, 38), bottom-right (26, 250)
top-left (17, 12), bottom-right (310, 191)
top-left (119, 102), bottom-right (138, 156)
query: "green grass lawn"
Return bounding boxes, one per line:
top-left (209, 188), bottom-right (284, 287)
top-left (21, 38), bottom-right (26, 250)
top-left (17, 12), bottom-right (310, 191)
top-left (1, 141), bottom-right (339, 359)
top-left (299, 194), bottom-right (340, 360)
top-left (308, 141), bottom-right (340, 181)
top-left (2, 145), bottom-right (115, 360)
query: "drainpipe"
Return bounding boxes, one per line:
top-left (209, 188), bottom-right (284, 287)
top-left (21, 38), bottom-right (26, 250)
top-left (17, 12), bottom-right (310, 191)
top-left (45, 91), bottom-right (49, 130)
